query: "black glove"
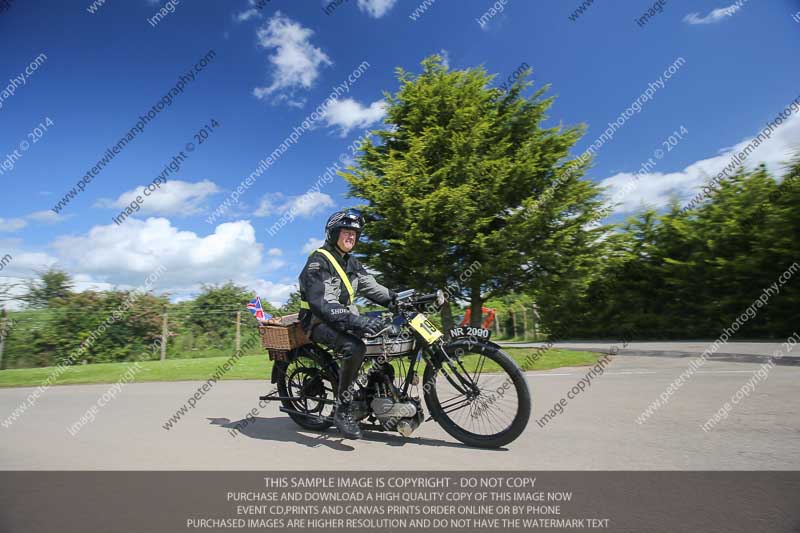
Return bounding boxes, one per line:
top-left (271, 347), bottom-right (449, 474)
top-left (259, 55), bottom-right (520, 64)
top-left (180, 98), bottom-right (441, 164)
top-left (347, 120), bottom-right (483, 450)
top-left (352, 315), bottom-right (386, 337)
top-left (386, 323), bottom-right (403, 337)
top-left (387, 291), bottom-right (399, 313)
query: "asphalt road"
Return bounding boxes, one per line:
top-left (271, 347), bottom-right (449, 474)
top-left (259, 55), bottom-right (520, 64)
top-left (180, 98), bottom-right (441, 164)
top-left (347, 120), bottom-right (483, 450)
top-left (500, 341), bottom-right (800, 365)
top-left (1, 356), bottom-right (798, 470)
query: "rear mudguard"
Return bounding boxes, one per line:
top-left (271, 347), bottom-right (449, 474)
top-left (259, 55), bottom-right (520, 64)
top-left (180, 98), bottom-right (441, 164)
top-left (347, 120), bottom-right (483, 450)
top-left (270, 364), bottom-right (282, 384)
top-left (270, 344), bottom-right (338, 384)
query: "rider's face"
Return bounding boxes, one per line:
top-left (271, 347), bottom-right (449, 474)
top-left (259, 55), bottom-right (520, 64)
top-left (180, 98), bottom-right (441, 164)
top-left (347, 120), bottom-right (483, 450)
top-left (337, 228), bottom-right (357, 252)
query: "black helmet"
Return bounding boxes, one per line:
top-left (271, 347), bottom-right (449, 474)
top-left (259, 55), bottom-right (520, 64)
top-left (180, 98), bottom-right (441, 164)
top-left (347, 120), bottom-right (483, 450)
top-left (325, 209), bottom-right (365, 246)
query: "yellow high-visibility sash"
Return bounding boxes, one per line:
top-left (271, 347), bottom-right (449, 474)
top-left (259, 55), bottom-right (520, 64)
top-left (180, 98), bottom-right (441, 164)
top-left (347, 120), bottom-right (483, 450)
top-left (300, 248), bottom-right (354, 309)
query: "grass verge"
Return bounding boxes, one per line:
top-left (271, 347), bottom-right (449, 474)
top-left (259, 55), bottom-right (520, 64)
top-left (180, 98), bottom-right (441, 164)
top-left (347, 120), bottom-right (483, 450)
top-left (0, 347), bottom-right (600, 388)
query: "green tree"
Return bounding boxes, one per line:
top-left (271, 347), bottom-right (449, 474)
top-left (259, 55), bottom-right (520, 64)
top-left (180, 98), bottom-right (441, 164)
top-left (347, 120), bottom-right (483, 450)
top-left (539, 156), bottom-right (800, 339)
top-left (341, 55), bottom-right (606, 329)
top-left (280, 290), bottom-right (303, 315)
top-left (48, 290), bottom-right (167, 364)
top-left (4, 289), bottom-right (168, 367)
top-left (22, 268), bottom-right (74, 308)
top-left (181, 282), bottom-right (278, 348)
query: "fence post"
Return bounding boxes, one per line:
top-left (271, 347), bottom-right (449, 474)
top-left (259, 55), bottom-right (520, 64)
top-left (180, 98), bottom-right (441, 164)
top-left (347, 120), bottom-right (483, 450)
top-left (521, 306), bottom-right (528, 341)
top-left (160, 310), bottom-right (168, 361)
top-left (511, 310), bottom-right (517, 340)
top-left (0, 308), bottom-right (6, 370)
top-left (494, 312), bottom-right (501, 336)
top-left (235, 311), bottom-right (241, 354)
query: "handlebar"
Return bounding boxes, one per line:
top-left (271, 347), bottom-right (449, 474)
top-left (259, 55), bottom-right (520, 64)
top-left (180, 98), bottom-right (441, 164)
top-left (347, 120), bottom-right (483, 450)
top-left (362, 322), bottom-right (402, 338)
top-left (414, 292), bottom-right (440, 304)
top-left (395, 289), bottom-right (417, 302)
top-left (395, 289), bottom-right (446, 308)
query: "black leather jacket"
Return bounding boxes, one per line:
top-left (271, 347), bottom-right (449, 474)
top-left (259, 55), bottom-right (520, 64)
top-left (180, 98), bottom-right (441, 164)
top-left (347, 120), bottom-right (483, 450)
top-left (298, 243), bottom-right (393, 334)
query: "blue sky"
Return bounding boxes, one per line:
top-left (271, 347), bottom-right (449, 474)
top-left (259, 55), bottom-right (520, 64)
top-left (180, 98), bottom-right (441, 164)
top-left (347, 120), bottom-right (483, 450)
top-left (1, 0), bottom-right (799, 305)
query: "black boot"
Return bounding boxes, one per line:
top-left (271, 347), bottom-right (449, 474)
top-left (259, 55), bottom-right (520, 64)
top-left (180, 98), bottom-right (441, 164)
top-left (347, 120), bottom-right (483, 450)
top-left (334, 355), bottom-right (363, 439)
top-left (334, 400), bottom-right (362, 439)
top-left (338, 352), bottom-right (361, 403)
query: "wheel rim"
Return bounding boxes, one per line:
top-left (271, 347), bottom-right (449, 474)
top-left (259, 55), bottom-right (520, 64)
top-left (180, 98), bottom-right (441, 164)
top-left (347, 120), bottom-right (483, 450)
top-left (284, 356), bottom-right (335, 419)
top-left (431, 350), bottom-right (521, 438)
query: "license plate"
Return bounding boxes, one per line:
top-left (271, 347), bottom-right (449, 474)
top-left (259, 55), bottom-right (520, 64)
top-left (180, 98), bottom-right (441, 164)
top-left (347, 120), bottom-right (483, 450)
top-left (448, 326), bottom-right (491, 340)
top-left (409, 313), bottom-right (443, 344)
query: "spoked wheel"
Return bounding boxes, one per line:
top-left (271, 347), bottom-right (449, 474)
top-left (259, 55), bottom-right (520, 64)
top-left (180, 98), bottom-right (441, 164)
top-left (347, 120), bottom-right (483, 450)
top-left (275, 350), bottom-right (337, 430)
top-left (423, 343), bottom-right (531, 448)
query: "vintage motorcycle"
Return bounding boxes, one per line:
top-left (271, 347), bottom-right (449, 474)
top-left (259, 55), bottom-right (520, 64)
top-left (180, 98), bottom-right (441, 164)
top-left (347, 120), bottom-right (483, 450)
top-left (261, 289), bottom-right (531, 448)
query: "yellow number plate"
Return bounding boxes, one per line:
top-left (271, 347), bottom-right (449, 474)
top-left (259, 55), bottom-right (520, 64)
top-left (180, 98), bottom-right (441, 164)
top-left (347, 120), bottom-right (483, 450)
top-left (409, 313), bottom-right (443, 344)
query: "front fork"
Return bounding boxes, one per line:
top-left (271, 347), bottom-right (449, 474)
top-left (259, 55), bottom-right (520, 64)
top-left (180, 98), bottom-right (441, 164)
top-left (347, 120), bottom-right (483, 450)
top-left (425, 341), bottom-right (481, 399)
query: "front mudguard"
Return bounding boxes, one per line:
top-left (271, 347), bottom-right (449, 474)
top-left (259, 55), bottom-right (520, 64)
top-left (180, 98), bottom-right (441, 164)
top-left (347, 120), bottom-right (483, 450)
top-left (422, 337), bottom-right (502, 421)
top-left (423, 336), bottom-right (503, 372)
top-left (435, 337), bottom-right (502, 362)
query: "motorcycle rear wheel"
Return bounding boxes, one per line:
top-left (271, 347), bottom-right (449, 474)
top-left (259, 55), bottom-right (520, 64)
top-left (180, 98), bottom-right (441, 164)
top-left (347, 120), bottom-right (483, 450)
top-left (275, 349), bottom-right (337, 431)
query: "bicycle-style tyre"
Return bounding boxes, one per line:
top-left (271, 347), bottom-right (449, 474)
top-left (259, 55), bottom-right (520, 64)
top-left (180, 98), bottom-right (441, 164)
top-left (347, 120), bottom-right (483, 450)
top-left (423, 342), bottom-right (531, 448)
top-left (275, 349), bottom-right (338, 431)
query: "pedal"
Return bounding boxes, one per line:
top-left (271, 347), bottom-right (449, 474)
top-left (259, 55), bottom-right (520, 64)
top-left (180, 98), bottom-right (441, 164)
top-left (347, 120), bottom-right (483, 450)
top-left (259, 390), bottom-right (278, 401)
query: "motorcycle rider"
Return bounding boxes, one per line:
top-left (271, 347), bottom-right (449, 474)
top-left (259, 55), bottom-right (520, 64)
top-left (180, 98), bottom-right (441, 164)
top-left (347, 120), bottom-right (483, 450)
top-left (298, 209), bottom-right (396, 439)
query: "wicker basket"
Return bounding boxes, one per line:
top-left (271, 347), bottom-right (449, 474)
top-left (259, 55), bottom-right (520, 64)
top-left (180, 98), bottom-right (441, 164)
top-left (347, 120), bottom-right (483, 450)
top-left (258, 313), bottom-right (310, 361)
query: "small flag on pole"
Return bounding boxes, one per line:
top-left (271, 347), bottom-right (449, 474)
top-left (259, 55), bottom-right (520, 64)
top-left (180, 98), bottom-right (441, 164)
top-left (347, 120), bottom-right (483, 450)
top-left (246, 296), bottom-right (272, 322)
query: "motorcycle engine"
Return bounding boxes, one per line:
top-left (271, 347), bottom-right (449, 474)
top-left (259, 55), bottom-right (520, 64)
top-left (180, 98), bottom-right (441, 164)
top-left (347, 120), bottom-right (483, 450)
top-left (372, 397), bottom-right (423, 436)
top-left (358, 361), bottom-right (424, 436)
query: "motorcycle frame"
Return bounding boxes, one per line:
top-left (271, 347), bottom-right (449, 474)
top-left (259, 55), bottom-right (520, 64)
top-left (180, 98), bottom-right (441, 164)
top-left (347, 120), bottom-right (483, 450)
top-left (261, 306), bottom-right (495, 427)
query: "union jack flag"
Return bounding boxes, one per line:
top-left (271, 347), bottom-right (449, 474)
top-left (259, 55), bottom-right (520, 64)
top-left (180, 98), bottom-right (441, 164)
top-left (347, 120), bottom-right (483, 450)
top-left (246, 296), bottom-right (271, 322)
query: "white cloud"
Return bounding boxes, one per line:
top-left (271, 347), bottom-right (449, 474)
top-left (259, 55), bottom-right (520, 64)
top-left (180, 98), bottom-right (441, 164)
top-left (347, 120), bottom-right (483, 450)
top-left (301, 237), bottom-right (325, 254)
top-left (0, 210), bottom-right (69, 233)
top-left (96, 180), bottom-right (220, 216)
top-left (1, 219), bottom-right (301, 307)
top-left (267, 247), bottom-right (283, 256)
top-left (252, 11), bottom-right (332, 102)
top-left (0, 210), bottom-right (70, 232)
top-left (323, 98), bottom-right (387, 136)
top-left (277, 95), bottom-right (306, 108)
top-left (683, 3), bottom-right (744, 25)
top-left (265, 259), bottom-right (287, 271)
top-left (26, 210), bottom-right (67, 224)
top-left (254, 191), bottom-right (335, 218)
top-left (599, 111), bottom-right (800, 215)
top-left (288, 191), bottom-right (335, 216)
top-left (438, 49), bottom-right (450, 69)
top-left (252, 279), bottom-right (297, 308)
top-left (235, 8), bottom-right (261, 22)
top-left (0, 241), bottom-right (60, 309)
top-left (253, 195), bottom-right (280, 217)
top-left (0, 218), bottom-right (27, 232)
top-left (357, 0), bottom-right (397, 18)
top-left (52, 218), bottom-right (264, 289)
top-left (0, 240), bottom-right (58, 276)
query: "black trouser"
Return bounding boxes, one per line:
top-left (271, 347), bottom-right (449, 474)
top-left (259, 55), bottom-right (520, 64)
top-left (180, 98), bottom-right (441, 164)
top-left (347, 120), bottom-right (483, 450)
top-left (309, 322), bottom-right (365, 404)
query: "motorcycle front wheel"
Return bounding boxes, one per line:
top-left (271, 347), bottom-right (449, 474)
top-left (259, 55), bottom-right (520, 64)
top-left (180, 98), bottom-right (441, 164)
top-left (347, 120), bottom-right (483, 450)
top-left (423, 341), bottom-right (531, 448)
